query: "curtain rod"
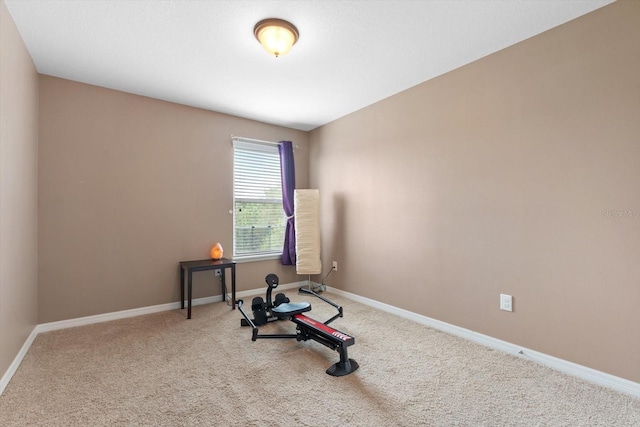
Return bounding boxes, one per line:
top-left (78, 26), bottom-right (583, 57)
top-left (231, 135), bottom-right (299, 149)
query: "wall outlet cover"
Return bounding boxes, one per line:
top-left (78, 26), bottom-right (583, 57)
top-left (500, 294), bottom-right (513, 312)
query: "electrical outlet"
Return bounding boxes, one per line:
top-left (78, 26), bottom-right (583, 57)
top-left (214, 270), bottom-right (222, 277)
top-left (500, 294), bottom-right (513, 312)
top-left (332, 261), bottom-right (338, 271)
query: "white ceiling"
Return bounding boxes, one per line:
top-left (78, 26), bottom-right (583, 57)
top-left (5, 0), bottom-right (614, 131)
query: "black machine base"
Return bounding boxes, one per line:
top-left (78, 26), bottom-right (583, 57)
top-left (326, 358), bottom-right (359, 377)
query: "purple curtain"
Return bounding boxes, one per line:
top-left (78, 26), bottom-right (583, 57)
top-left (278, 141), bottom-right (296, 265)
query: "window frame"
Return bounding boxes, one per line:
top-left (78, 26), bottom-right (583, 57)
top-left (232, 137), bottom-right (285, 262)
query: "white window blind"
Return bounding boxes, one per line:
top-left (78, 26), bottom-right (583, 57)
top-left (233, 138), bottom-right (285, 259)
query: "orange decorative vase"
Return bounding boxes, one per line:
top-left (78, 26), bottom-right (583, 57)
top-left (210, 243), bottom-right (223, 260)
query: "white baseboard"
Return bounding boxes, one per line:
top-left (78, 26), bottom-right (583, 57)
top-left (326, 286), bottom-right (640, 399)
top-left (236, 280), bottom-right (308, 299)
top-left (0, 328), bottom-right (38, 395)
top-left (3, 282), bottom-right (638, 399)
top-left (35, 280), bottom-right (309, 334)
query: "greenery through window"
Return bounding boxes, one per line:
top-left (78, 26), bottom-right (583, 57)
top-left (233, 139), bottom-right (284, 258)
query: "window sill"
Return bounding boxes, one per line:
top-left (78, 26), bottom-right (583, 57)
top-left (233, 253), bottom-right (282, 263)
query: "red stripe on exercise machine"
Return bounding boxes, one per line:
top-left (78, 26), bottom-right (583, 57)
top-left (293, 314), bottom-right (354, 343)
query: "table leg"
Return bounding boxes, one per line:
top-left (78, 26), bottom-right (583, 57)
top-left (180, 265), bottom-right (184, 309)
top-left (220, 268), bottom-right (226, 302)
top-left (231, 264), bottom-right (236, 310)
top-left (188, 269), bottom-right (193, 319)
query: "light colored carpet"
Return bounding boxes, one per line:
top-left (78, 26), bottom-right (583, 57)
top-left (0, 291), bottom-right (638, 426)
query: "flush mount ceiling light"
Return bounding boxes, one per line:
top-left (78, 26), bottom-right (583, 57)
top-left (254, 18), bottom-right (299, 58)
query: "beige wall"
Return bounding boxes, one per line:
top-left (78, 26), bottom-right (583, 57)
top-left (38, 76), bottom-right (309, 323)
top-left (3, 0), bottom-right (638, 389)
top-left (310, 1), bottom-right (640, 383)
top-left (0, 1), bottom-right (39, 380)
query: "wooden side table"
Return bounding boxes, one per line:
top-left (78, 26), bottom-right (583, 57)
top-left (179, 258), bottom-right (236, 319)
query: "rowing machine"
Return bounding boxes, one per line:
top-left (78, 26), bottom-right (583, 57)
top-left (237, 274), bottom-right (359, 376)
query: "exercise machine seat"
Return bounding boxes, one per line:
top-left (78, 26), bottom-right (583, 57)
top-left (272, 302), bottom-right (311, 318)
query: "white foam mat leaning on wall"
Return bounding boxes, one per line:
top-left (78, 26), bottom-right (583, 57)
top-left (294, 189), bottom-right (322, 275)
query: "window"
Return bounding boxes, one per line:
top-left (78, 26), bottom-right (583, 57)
top-left (233, 138), bottom-right (285, 259)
